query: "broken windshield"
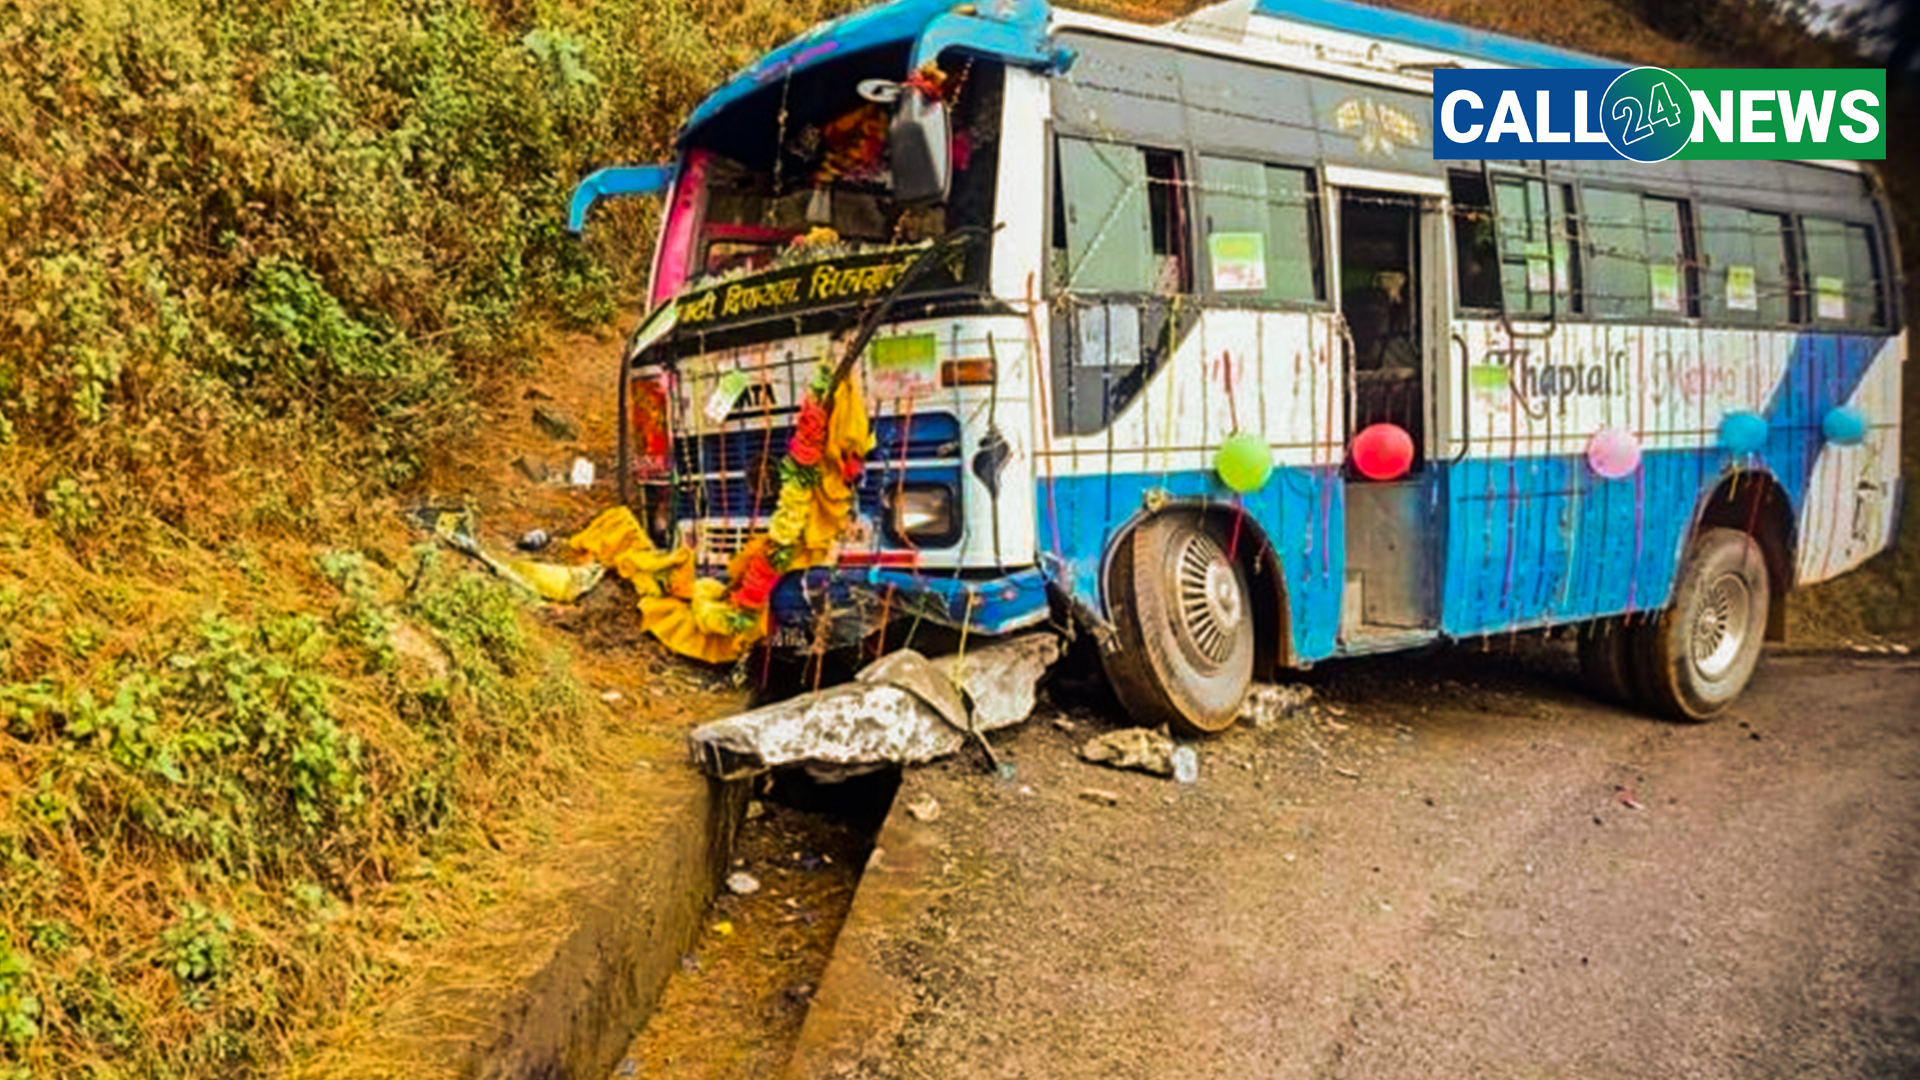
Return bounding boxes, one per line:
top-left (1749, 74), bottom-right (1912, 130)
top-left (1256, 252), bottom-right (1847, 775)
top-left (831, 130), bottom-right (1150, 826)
top-left (649, 51), bottom-right (1002, 332)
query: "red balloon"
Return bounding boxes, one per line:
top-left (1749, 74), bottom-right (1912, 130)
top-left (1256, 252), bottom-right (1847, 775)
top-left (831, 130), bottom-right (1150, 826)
top-left (1351, 423), bottom-right (1414, 481)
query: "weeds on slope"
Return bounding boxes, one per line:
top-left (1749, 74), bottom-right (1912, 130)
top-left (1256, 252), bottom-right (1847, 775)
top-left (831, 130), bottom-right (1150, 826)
top-left (0, 0), bottom-right (856, 1074)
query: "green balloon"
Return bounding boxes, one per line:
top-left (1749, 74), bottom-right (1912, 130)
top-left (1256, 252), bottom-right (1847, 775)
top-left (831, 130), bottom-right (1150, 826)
top-left (1216, 432), bottom-right (1272, 493)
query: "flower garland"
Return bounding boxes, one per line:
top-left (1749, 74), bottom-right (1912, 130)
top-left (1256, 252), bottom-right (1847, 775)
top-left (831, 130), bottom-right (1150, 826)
top-left (573, 359), bottom-right (874, 665)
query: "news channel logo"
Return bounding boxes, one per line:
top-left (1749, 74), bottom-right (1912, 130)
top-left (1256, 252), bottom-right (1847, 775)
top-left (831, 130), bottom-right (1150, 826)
top-left (1433, 68), bottom-right (1885, 162)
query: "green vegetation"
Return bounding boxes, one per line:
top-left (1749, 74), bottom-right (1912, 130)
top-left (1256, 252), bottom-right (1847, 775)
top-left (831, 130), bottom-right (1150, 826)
top-left (0, 0), bottom-right (856, 1074)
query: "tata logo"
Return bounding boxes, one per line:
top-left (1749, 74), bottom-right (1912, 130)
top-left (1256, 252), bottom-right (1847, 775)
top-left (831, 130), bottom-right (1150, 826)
top-left (730, 382), bottom-right (779, 417)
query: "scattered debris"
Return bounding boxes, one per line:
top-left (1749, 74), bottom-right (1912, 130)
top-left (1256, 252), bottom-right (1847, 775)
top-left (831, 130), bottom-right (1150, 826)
top-left (726, 871), bottom-right (761, 895)
top-left (1239, 683), bottom-right (1314, 729)
top-left (1051, 717), bottom-right (1078, 733)
top-left (1079, 728), bottom-right (1176, 777)
top-left (1614, 785), bottom-right (1645, 810)
top-left (1172, 745), bottom-right (1199, 784)
top-left (569, 457), bottom-right (596, 487)
top-left (905, 793), bottom-right (942, 822)
top-left (600, 690), bottom-right (623, 703)
top-left (745, 800), bottom-right (767, 821)
top-left (1323, 716), bottom-right (1350, 733)
top-left (517, 529), bottom-right (551, 551)
top-left (688, 633), bottom-right (1063, 778)
top-left (408, 505), bottom-right (605, 602)
top-left (1333, 766), bottom-right (1362, 780)
top-left (1078, 788), bottom-right (1122, 807)
top-left (532, 404), bottom-right (580, 441)
top-left (512, 454), bottom-right (554, 483)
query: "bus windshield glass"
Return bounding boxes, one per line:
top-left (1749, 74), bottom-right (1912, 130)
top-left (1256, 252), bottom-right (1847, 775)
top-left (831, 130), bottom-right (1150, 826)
top-left (655, 48), bottom-right (1002, 330)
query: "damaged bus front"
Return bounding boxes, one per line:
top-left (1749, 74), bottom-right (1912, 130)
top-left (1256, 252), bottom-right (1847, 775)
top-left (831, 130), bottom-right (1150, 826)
top-left (573, 0), bottom-right (1071, 669)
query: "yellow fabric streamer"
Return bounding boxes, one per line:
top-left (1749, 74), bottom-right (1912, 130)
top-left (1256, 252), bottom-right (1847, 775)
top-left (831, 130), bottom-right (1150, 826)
top-left (568, 371), bottom-right (872, 667)
top-left (809, 377), bottom-right (876, 557)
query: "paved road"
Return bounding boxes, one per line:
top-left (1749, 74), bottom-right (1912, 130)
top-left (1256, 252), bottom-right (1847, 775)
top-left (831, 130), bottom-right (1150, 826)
top-left (783, 647), bottom-right (1920, 1080)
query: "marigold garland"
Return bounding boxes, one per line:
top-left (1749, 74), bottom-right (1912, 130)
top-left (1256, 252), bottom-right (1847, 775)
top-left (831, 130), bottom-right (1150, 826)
top-left (572, 359), bottom-right (874, 664)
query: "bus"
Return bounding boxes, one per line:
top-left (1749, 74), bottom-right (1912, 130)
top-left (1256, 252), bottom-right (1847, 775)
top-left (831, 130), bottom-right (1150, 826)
top-left (569, 0), bottom-right (1905, 736)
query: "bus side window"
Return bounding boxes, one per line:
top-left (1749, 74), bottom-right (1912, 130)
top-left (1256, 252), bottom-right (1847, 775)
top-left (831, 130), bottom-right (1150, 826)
top-left (1448, 173), bottom-right (1500, 311)
top-left (1196, 157), bottom-right (1322, 304)
top-left (1449, 172), bottom-right (1578, 316)
top-left (1699, 206), bottom-right (1792, 326)
top-left (1052, 138), bottom-right (1190, 294)
top-left (1802, 217), bottom-right (1886, 330)
top-left (1584, 187), bottom-right (1657, 319)
top-left (1645, 197), bottom-right (1696, 318)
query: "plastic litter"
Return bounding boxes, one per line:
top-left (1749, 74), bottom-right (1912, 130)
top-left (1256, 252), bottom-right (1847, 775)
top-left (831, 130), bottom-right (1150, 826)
top-left (1172, 745), bottom-right (1199, 784)
top-left (726, 871), bottom-right (761, 895)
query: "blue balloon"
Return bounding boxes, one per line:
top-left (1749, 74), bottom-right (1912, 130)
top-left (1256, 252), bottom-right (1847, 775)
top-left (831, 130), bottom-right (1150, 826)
top-left (1822, 406), bottom-right (1868, 446)
top-left (1719, 411), bottom-right (1768, 454)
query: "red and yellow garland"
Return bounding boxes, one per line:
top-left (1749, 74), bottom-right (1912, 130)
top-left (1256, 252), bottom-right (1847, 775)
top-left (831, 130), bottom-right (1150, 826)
top-left (571, 362), bottom-right (875, 664)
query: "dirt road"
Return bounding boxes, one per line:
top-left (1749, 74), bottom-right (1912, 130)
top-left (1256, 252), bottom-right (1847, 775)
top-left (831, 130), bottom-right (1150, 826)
top-left (785, 646), bottom-right (1920, 1079)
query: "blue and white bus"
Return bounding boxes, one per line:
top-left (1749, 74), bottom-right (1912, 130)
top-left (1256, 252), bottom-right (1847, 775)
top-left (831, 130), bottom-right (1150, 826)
top-left (572, 0), bottom-right (1905, 734)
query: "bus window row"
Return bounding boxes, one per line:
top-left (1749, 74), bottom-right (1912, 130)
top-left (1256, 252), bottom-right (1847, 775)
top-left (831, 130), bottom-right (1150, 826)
top-left (1449, 171), bottom-right (1888, 332)
top-left (1046, 136), bottom-right (1890, 334)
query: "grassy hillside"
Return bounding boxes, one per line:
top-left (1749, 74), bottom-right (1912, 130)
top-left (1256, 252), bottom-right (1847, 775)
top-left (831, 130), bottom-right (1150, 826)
top-left (0, 0), bottom-right (852, 1075)
top-left (0, 0), bottom-right (1907, 1076)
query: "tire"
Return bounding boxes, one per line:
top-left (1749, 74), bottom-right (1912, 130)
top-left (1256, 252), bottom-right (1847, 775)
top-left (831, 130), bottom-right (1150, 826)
top-left (1101, 515), bottom-right (1255, 736)
top-left (1575, 617), bottom-right (1639, 707)
top-left (1636, 528), bottom-right (1770, 722)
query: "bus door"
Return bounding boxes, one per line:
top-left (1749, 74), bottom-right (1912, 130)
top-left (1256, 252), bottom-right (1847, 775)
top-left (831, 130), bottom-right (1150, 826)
top-left (1333, 178), bottom-right (1450, 647)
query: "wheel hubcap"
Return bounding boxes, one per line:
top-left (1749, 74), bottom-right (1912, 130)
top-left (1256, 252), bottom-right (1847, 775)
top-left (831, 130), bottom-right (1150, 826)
top-left (1174, 531), bottom-right (1243, 665)
top-left (1690, 572), bottom-right (1751, 679)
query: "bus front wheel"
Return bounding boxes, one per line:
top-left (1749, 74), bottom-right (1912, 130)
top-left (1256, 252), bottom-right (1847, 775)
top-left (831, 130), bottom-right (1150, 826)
top-left (1103, 515), bottom-right (1254, 737)
top-left (1637, 528), bottom-right (1770, 722)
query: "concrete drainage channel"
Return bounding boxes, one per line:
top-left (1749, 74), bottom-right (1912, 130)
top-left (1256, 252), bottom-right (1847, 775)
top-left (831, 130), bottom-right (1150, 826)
top-left (466, 633), bottom-right (1059, 1080)
top-left (616, 769), bottom-right (901, 1077)
top-left (459, 760), bottom-right (897, 1080)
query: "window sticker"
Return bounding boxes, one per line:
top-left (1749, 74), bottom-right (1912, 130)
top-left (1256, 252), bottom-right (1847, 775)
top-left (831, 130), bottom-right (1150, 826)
top-left (1649, 264), bottom-right (1681, 312)
top-left (868, 333), bottom-right (939, 398)
top-left (1076, 304), bottom-right (1141, 368)
top-left (1725, 264), bottom-right (1758, 311)
top-left (703, 369), bottom-right (749, 424)
top-left (1209, 232), bottom-right (1268, 292)
top-left (1816, 275), bottom-right (1847, 320)
top-left (1526, 257), bottom-right (1552, 295)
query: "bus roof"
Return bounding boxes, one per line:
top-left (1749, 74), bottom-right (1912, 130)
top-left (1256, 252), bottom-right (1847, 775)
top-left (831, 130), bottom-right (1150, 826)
top-left (676, 0), bottom-right (1062, 147)
top-left (1240, 0), bottom-right (1617, 69)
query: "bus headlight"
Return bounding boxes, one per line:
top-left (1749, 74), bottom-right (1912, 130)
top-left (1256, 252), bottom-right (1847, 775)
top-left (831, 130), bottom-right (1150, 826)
top-left (888, 484), bottom-right (957, 545)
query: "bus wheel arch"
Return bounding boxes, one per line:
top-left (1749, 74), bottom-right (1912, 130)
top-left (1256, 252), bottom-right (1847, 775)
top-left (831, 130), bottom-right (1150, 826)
top-left (1692, 470), bottom-right (1795, 642)
top-left (1098, 505), bottom-right (1291, 737)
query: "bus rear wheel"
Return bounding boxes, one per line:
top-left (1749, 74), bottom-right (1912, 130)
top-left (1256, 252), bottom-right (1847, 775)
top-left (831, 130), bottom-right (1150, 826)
top-left (1575, 617), bottom-right (1640, 707)
top-left (1102, 515), bottom-right (1254, 737)
top-left (1637, 528), bottom-right (1770, 722)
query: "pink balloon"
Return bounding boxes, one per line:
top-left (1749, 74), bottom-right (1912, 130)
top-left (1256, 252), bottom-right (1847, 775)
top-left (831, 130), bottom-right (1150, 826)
top-left (1351, 423), bottom-right (1414, 481)
top-left (1586, 427), bottom-right (1642, 479)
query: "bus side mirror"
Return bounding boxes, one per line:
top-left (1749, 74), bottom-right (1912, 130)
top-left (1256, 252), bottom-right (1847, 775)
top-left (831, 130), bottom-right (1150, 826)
top-left (890, 92), bottom-right (950, 204)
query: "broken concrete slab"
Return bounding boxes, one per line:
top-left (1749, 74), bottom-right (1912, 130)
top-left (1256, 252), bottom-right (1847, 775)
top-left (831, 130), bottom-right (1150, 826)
top-left (1079, 727), bottom-right (1176, 777)
top-left (949, 632), bottom-right (1062, 730)
top-left (688, 632), bottom-right (1062, 779)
